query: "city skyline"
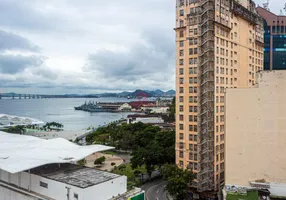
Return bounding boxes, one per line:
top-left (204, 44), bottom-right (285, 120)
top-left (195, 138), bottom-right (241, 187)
top-left (0, 0), bottom-right (282, 94)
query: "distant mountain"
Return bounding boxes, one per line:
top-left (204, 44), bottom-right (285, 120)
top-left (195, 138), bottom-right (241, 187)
top-left (96, 89), bottom-right (175, 98)
top-left (165, 90), bottom-right (175, 96)
top-left (128, 89), bottom-right (150, 97)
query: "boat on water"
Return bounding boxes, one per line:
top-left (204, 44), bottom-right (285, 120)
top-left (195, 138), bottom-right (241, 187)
top-left (74, 101), bottom-right (111, 112)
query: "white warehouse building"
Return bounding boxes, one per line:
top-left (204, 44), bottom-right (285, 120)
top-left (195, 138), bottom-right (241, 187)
top-left (0, 131), bottom-right (131, 200)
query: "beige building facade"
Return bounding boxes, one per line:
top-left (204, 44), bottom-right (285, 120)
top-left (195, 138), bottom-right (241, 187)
top-left (175, 0), bottom-right (264, 196)
top-left (224, 70), bottom-right (286, 199)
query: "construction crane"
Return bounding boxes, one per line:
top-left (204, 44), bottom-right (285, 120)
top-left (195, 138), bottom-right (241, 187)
top-left (263, 0), bottom-right (270, 11)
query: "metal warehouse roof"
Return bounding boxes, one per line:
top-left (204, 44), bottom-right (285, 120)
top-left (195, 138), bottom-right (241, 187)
top-left (0, 131), bottom-right (113, 174)
top-left (0, 114), bottom-right (44, 128)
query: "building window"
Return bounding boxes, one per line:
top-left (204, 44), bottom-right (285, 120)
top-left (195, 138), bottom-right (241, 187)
top-left (189, 96), bottom-right (193, 103)
top-left (189, 134), bottom-right (193, 141)
top-left (194, 144), bottom-right (198, 151)
top-left (189, 115), bottom-right (193, 122)
top-left (194, 96), bottom-right (198, 103)
top-left (189, 106), bottom-right (193, 112)
top-left (194, 125), bottom-right (197, 132)
top-left (179, 41), bottom-right (184, 47)
top-left (179, 133), bottom-right (184, 140)
top-left (189, 48), bottom-right (193, 55)
top-left (194, 77), bottom-right (198, 84)
top-left (40, 181), bottom-right (48, 188)
top-left (189, 58), bottom-right (193, 64)
top-left (194, 67), bottom-right (197, 74)
top-left (179, 160), bottom-right (183, 167)
top-left (179, 96), bottom-right (183, 102)
top-left (189, 125), bottom-right (193, 131)
top-left (179, 50), bottom-right (184, 56)
top-left (179, 124), bottom-right (184, 130)
top-left (179, 87), bottom-right (184, 93)
top-left (194, 28), bottom-right (198, 35)
top-left (194, 48), bottom-right (198, 54)
top-left (74, 193), bottom-right (79, 199)
top-left (189, 144), bottom-right (193, 150)
top-left (194, 57), bottom-right (198, 64)
top-left (179, 151), bottom-right (184, 158)
top-left (180, 31), bottom-right (184, 37)
top-left (189, 38), bottom-right (193, 45)
top-left (180, 20), bottom-right (184, 27)
top-left (189, 87), bottom-right (193, 93)
top-left (194, 38), bottom-right (198, 44)
top-left (194, 135), bottom-right (198, 141)
top-left (180, 9), bottom-right (184, 16)
top-left (179, 59), bottom-right (184, 65)
top-left (179, 78), bottom-right (184, 84)
top-left (179, 68), bottom-right (184, 75)
top-left (179, 105), bottom-right (183, 112)
top-left (194, 163), bottom-right (198, 170)
top-left (194, 153), bottom-right (198, 161)
top-left (194, 87), bottom-right (197, 93)
top-left (194, 116), bottom-right (198, 122)
top-left (194, 106), bottom-right (198, 112)
top-left (179, 115), bottom-right (184, 121)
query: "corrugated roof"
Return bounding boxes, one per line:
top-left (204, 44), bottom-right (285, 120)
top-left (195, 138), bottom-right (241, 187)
top-left (0, 131), bottom-right (113, 174)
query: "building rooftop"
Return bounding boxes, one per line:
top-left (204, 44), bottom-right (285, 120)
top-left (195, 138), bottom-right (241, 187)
top-left (0, 114), bottom-right (44, 128)
top-left (0, 131), bottom-right (113, 173)
top-left (31, 163), bottom-right (121, 189)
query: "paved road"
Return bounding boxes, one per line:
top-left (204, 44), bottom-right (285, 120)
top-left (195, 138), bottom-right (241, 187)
top-left (141, 179), bottom-right (168, 200)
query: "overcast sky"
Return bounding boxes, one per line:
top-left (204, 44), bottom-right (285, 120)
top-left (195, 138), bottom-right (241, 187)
top-left (0, 0), bottom-right (282, 94)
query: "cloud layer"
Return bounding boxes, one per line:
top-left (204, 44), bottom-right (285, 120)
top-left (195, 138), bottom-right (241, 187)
top-left (0, 0), bottom-right (281, 94)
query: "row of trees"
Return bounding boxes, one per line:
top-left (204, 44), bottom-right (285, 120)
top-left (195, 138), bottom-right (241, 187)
top-left (86, 122), bottom-right (175, 176)
top-left (3, 125), bottom-right (26, 134)
top-left (43, 122), bottom-right (64, 130)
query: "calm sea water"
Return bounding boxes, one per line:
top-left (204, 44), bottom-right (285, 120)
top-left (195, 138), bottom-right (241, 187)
top-left (0, 98), bottom-right (144, 131)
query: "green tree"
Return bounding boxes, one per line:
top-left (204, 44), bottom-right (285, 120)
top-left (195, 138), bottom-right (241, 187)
top-left (94, 156), bottom-right (106, 165)
top-left (3, 125), bottom-right (26, 134)
top-left (160, 164), bottom-right (194, 200)
top-left (131, 130), bottom-right (175, 177)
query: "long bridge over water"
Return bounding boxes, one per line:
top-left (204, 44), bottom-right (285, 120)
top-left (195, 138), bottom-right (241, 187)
top-left (0, 94), bottom-right (99, 100)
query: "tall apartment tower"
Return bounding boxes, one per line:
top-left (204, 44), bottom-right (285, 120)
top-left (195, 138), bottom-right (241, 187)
top-left (175, 0), bottom-right (264, 197)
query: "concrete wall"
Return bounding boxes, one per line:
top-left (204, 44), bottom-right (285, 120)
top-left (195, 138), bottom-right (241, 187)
top-left (225, 70), bottom-right (286, 187)
top-left (0, 185), bottom-right (40, 200)
top-left (0, 169), bottom-right (127, 200)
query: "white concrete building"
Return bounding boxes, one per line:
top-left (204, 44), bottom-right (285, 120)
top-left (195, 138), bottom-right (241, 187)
top-left (0, 131), bottom-right (129, 200)
top-left (224, 71), bottom-right (286, 199)
top-left (127, 114), bottom-right (164, 124)
top-left (140, 106), bottom-right (169, 114)
top-left (117, 103), bottom-right (132, 111)
top-left (0, 164), bottom-right (127, 200)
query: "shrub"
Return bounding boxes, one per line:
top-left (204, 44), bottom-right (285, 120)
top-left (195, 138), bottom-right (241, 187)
top-left (94, 156), bottom-right (106, 165)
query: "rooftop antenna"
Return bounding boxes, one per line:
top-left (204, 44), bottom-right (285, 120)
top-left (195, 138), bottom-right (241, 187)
top-left (262, 0), bottom-right (270, 11)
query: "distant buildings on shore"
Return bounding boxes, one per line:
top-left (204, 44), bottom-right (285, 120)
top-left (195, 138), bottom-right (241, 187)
top-left (75, 98), bottom-right (172, 114)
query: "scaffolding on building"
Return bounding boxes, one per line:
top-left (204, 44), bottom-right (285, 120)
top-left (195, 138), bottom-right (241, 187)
top-left (197, 0), bottom-right (215, 192)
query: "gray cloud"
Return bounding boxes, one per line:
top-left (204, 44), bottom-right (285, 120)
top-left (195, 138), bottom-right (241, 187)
top-left (87, 28), bottom-right (175, 81)
top-left (0, 55), bottom-right (44, 74)
top-left (0, 30), bottom-right (40, 52)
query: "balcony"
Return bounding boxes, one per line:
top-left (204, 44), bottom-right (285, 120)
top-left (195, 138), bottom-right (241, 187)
top-left (231, 1), bottom-right (259, 25)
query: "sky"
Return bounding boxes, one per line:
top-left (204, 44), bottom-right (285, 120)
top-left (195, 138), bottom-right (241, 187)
top-left (0, 0), bottom-right (282, 94)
